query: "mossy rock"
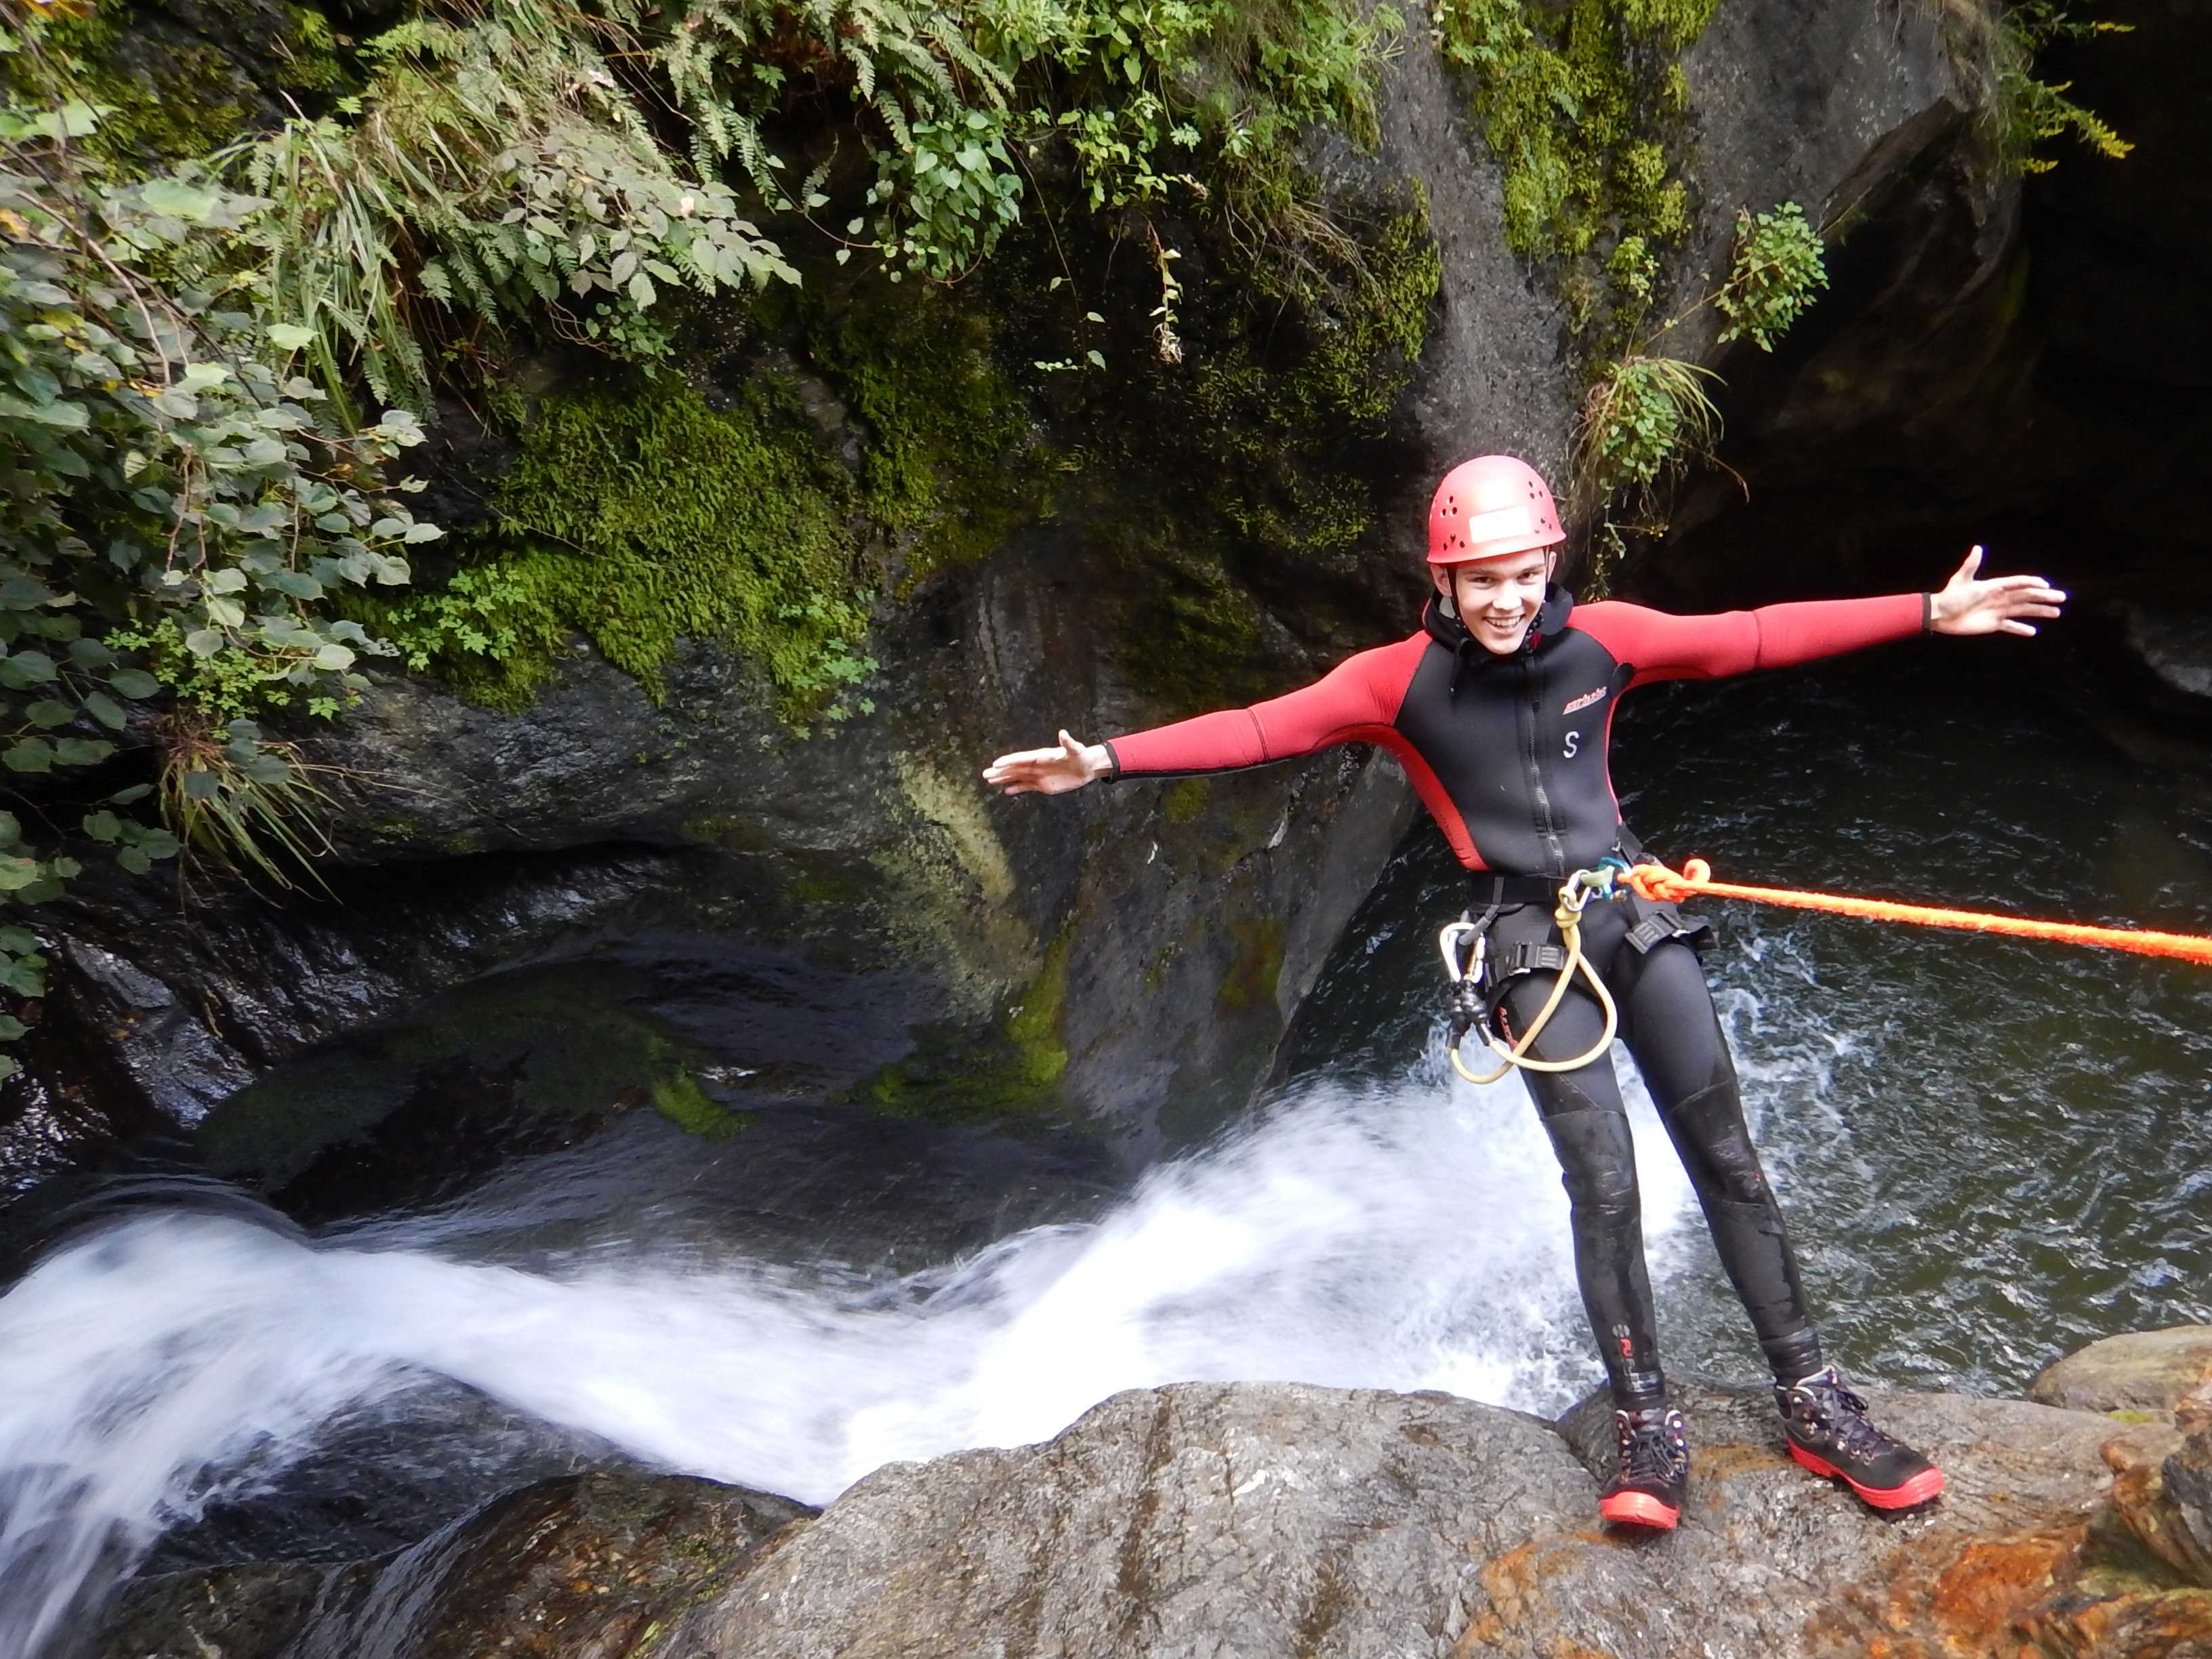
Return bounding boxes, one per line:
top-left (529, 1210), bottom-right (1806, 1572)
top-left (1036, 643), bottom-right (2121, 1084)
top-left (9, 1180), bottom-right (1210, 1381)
top-left (861, 930), bottom-right (1073, 1126)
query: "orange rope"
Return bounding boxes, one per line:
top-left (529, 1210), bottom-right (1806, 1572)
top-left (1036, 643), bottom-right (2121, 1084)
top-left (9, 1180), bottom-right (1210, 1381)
top-left (1626, 858), bottom-right (2212, 968)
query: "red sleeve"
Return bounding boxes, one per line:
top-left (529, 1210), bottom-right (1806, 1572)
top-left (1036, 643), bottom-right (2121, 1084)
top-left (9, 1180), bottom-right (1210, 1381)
top-left (1572, 594), bottom-right (1927, 687)
top-left (1105, 634), bottom-right (1427, 778)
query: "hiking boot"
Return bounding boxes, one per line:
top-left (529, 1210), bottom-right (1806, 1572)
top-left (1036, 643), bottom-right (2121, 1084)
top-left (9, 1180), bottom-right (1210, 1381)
top-left (1776, 1366), bottom-right (1945, 1510)
top-left (1598, 1405), bottom-right (1689, 1530)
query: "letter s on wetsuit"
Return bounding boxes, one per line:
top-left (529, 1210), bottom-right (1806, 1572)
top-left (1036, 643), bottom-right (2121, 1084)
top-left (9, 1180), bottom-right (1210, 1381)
top-left (1100, 583), bottom-right (1931, 1408)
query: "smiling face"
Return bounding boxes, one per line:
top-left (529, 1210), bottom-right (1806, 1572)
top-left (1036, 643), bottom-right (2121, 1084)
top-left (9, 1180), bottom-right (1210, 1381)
top-left (1434, 548), bottom-right (1557, 655)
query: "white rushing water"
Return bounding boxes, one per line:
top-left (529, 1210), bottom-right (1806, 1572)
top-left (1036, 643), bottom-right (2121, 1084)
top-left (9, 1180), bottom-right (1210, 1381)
top-left (0, 1050), bottom-right (1706, 1657)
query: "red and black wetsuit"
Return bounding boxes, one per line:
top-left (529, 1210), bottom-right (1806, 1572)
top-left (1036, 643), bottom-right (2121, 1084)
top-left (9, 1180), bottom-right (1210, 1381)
top-left (1104, 583), bottom-right (1929, 1407)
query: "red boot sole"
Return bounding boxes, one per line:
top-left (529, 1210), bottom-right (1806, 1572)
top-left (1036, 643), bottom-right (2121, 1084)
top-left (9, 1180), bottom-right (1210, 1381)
top-left (1788, 1443), bottom-right (1946, 1509)
top-left (1599, 1490), bottom-right (1680, 1529)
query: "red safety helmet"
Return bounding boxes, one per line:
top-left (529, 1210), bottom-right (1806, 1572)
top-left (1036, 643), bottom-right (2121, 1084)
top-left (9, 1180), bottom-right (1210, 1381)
top-left (1427, 455), bottom-right (1565, 565)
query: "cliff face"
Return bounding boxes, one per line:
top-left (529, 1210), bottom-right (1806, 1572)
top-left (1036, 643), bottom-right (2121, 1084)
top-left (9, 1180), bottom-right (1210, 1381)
top-left (1648, 0), bottom-right (2212, 728)
top-left (96, 1327), bottom-right (2212, 1659)
top-left (5, 0), bottom-right (1994, 1182)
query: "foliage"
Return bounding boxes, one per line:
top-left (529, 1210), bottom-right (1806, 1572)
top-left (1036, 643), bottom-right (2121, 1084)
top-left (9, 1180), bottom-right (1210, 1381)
top-left (1572, 200), bottom-right (1826, 565)
top-left (1432, 0), bottom-right (1715, 340)
top-left (232, 5), bottom-right (796, 410)
top-left (646, 0), bottom-right (1399, 272)
top-left (1714, 201), bottom-right (1828, 351)
top-left (0, 14), bottom-right (449, 1071)
top-left (1986, 0), bottom-right (2131, 173)
top-left (155, 714), bottom-right (339, 892)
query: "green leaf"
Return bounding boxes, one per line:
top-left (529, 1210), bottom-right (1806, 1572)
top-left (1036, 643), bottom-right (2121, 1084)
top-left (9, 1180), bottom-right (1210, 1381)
top-left (82, 691), bottom-right (127, 731)
top-left (0, 651), bottom-right (58, 689)
top-left (140, 179), bottom-right (224, 221)
top-left (266, 323), bottom-right (315, 352)
top-left (0, 814), bottom-right (16, 846)
top-left (26, 700), bottom-right (72, 729)
top-left (0, 1018), bottom-right (24, 1044)
top-left (0, 577), bottom-right (56, 609)
top-left (117, 844), bottom-right (152, 876)
top-left (402, 523), bottom-right (443, 544)
top-left (82, 811), bottom-right (122, 843)
top-left (110, 668), bottom-right (161, 699)
top-left (264, 569), bottom-right (324, 600)
top-left (0, 857), bottom-right (41, 891)
top-left (184, 629), bottom-right (224, 657)
top-left (182, 769), bottom-right (220, 802)
top-left (3, 740), bottom-right (52, 774)
top-left (312, 642), bottom-right (356, 672)
top-left (0, 928), bottom-right (34, 954)
top-left (107, 784), bottom-right (152, 806)
top-left (54, 738), bottom-right (115, 766)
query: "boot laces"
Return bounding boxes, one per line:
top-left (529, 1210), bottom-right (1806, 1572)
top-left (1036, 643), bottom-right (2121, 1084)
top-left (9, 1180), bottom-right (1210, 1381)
top-left (1795, 1371), bottom-right (1889, 1460)
top-left (1615, 1408), bottom-right (1687, 1485)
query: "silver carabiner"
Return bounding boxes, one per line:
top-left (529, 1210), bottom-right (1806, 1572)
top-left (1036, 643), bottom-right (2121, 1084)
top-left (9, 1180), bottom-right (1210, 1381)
top-left (1437, 918), bottom-right (1485, 985)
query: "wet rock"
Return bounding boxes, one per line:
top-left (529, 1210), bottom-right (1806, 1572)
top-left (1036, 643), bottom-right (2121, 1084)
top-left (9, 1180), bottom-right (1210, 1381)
top-left (100, 1469), bottom-right (811, 1659)
top-left (2097, 1423), bottom-right (2212, 1590)
top-left (2029, 1325), bottom-right (2212, 1420)
top-left (2111, 608), bottom-right (2212, 724)
top-left (660, 1377), bottom-right (2135, 1659)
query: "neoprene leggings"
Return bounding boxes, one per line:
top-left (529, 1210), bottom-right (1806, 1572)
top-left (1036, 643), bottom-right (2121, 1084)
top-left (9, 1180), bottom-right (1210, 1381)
top-left (1493, 901), bottom-right (1824, 1407)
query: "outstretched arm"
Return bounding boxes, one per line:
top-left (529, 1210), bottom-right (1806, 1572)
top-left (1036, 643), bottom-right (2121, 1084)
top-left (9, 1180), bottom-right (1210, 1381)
top-left (981, 636), bottom-right (1424, 796)
top-left (1576, 546), bottom-right (2066, 685)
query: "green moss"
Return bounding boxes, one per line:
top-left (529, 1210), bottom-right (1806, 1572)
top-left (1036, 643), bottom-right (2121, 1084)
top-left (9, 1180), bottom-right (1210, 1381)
top-left (804, 289), bottom-right (1041, 579)
top-left (1215, 915), bottom-right (1287, 1015)
top-left (1004, 928), bottom-right (1073, 1088)
top-left (1162, 779), bottom-right (1209, 825)
top-left (650, 1072), bottom-right (755, 1140)
top-left (413, 378), bottom-right (867, 716)
top-left (1121, 546), bottom-right (1270, 707)
top-left (20, 3), bottom-right (352, 168)
top-left (34, 15), bottom-right (246, 165)
top-left (1189, 198), bottom-right (1441, 558)
top-left (1437, 0), bottom-right (1719, 344)
top-left (863, 929), bottom-right (1074, 1124)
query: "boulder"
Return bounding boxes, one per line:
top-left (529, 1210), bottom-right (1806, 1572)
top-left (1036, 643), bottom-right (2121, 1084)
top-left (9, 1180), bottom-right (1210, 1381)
top-left (98, 1469), bottom-right (811, 1659)
top-left (661, 1378), bottom-right (2155, 1659)
top-left (92, 1364), bottom-right (2212, 1659)
top-left (2028, 1326), bottom-right (2212, 1420)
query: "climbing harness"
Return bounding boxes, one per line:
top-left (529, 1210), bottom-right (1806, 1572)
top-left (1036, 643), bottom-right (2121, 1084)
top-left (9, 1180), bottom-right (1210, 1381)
top-left (1439, 851), bottom-right (2212, 1088)
top-left (1620, 857), bottom-right (2212, 967)
top-left (1439, 858), bottom-right (1633, 1086)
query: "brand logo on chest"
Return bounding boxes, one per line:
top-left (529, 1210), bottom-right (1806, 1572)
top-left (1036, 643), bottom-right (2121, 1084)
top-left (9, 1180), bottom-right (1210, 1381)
top-left (1561, 685), bottom-right (1609, 716)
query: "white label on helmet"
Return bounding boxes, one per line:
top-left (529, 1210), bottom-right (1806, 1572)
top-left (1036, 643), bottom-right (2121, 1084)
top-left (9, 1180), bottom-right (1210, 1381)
top-left (1462, 504), bottom-right (1535, 541)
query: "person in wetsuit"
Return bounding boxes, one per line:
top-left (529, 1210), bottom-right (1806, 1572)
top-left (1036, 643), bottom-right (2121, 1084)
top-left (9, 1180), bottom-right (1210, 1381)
top-left (981, 455), bottom-right (2068, 1530)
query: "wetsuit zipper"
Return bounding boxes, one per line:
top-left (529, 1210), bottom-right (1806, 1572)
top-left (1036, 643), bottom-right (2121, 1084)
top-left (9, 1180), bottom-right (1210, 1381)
top-left (1521, 647), bottom-right (1564, 874)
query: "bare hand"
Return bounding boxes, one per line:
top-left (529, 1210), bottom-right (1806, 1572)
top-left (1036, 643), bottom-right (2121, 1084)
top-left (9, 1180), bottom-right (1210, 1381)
top-left (983, 729), bottom-right (1111, 796)
top-left (1929, 546), bottom-right (2067, 638)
